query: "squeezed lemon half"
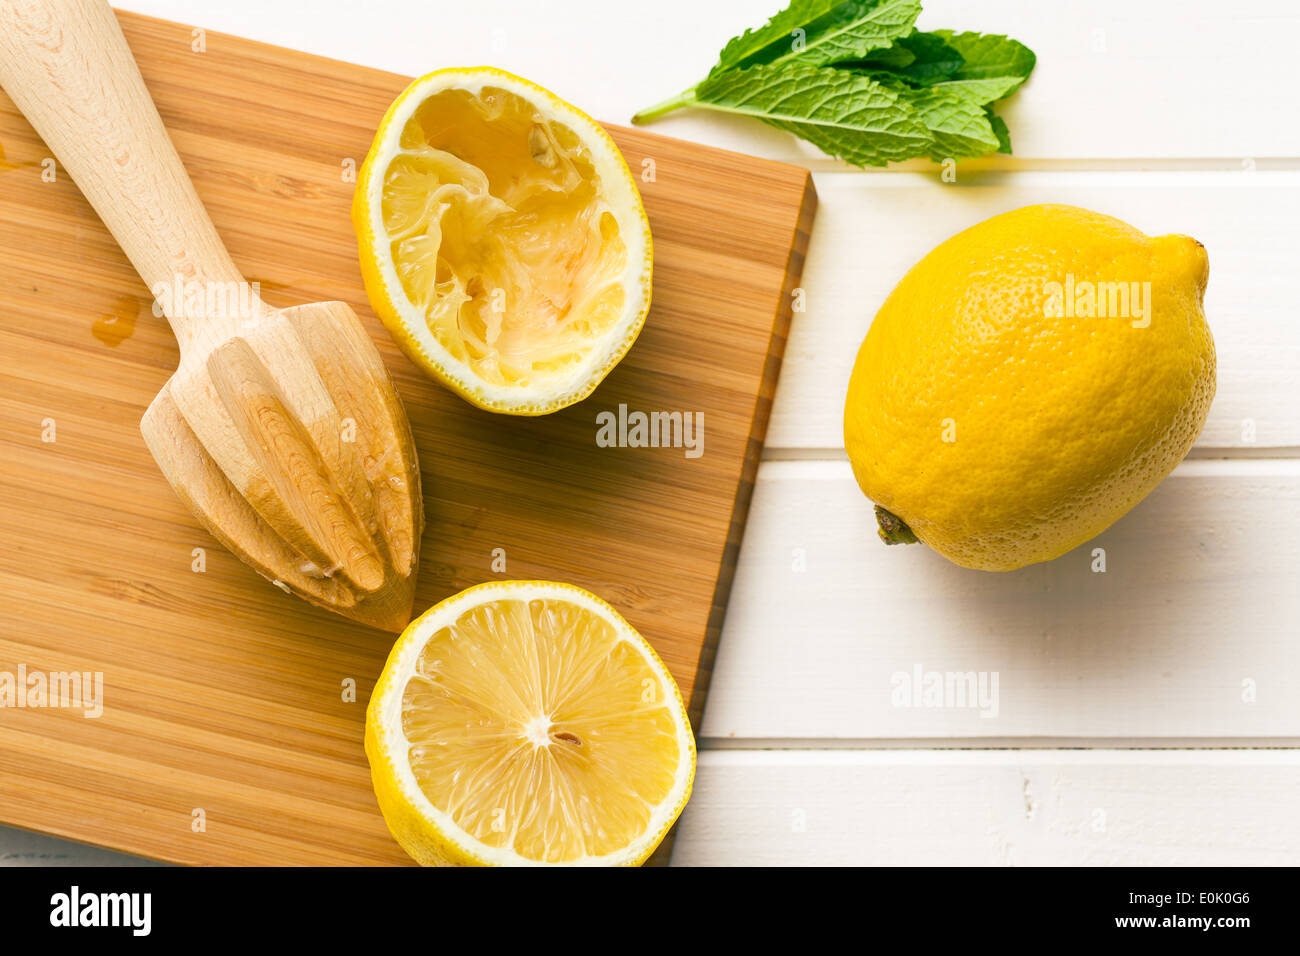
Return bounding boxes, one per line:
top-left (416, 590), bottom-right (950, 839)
top-left (353, 68), bottom-right (653, 414)
top-left (365, 581), bottom-right (695, 866)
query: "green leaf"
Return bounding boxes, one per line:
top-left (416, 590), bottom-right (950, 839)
top-left (830, 64), bottom-right (912, 91)
top-left (900, 86), bottom-right (1002, 160)
top-left (785, 0), bottom-right (923, 67)
top-left (765, 115), bottom-right (919, 167)
top-left (851, 41), bottom-right (915, 70)
top-left (986, 107), bottom-right (1013, 154)
top-left (632, 2), bottom-right (1035, 166)
top-left (887, 30), bottom-right (965, 84)
top-left (711, 0), bottom-right (844, 75)
top-left (694, 62), bottom-right (932, 166)
top-left (934, 30), bottom-right (1036, 90)
top-left (924, 75), bottom-right (1026, 104)
top-left (714, 0), bottom-right (922, 73)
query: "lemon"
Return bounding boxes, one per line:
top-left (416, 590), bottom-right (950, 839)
top-left (353, 68), bottom-right (653, 415)
top-left (364, 581), bottom-right (695, 866)
top-left (843, 204), bottom-right (1216, 572)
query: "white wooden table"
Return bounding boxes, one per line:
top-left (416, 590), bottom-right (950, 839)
top-left (5, 0), bottom-right (1298, 866)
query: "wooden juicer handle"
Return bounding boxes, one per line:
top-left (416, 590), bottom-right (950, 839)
top-left (0, 0), bottom-right (257, 362)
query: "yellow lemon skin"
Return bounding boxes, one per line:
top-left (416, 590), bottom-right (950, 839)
top-left (843, 204), bottom-right (1216, 572)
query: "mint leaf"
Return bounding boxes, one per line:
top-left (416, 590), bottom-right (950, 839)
top-left (901, 86), bottom-right (1002, 160)
top-left (884, 30), bottom-right (965, 84)
top-left (632, 1), bottom-right (1036, 166)
top-left (695, 62), bottom-right (932, 166)
top-left (986, 108), bottom-right (1013, 154)
top-left (831, 65), bottom-right (911, 90)
top-left (711, 0), bottom-right (843, 75)
top-left (713, 0), bottom-right (922, 72)
top-left (768, 115), bottom-right (924, 166)
top-left (924, 76), bottom-right (1026, 104)
top-left (934, 30), bottom-right (1036, 90)
top-left (846, 33), bottom-right (1030, 92)
top-left (852, 41), bottom-right (915, 70)
top-left (785, 0), bottom-right (923, 67)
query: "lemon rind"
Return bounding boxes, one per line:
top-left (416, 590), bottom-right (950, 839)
top-left (354, 67), bottom-right (653, 416)
top-left (365, 580), bottom-right (695, 866)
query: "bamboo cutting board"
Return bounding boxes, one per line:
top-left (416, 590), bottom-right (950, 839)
top-left (0, 11), bottom-right (814, 865)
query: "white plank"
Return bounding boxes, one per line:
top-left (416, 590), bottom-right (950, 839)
top-left (772, 170), bottom-right (1300, 452)
top-left (122, 0), bottom-right (1300, 163)
top-left (703, 459), bottom-right (1300, 742)
top-left (673, 750), bottom-right (1300, 865)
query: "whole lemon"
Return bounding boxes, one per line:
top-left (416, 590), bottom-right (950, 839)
top-left (843, 204), bottom-right (1216, 571)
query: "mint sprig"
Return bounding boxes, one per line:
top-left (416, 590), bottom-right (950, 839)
top-left (695, 62), bottom-right (932, 166)
top-left (633, 1), bottom-right (1035, 167)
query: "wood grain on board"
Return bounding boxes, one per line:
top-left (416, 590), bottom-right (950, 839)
top-left (0, 11), bottom-right (815, 865)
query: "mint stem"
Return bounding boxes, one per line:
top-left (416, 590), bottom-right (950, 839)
top-left (631, 88), bottom-right (698, 124)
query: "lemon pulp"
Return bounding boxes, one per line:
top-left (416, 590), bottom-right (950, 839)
top-left (399, 595), bottom-right (682, 864)
top-left (383, 87), bottom-right (628, 389)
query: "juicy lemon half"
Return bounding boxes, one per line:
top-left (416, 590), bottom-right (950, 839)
top-left (353, 68), bottom-right (653, 415)
top-left (364, 581), bottom-right (695, 866)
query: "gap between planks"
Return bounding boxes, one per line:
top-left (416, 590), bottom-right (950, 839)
top-left (761, 447), bottom-right (1300, 463)
top-left (699, 738), bottom-right (1300, 752)
top-left (752, 457), bottom-right (1300, 478)
top-left (695, 748), bottom-right (1300, 766)
top-left (800, 158), bottom-right (1300, 175)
